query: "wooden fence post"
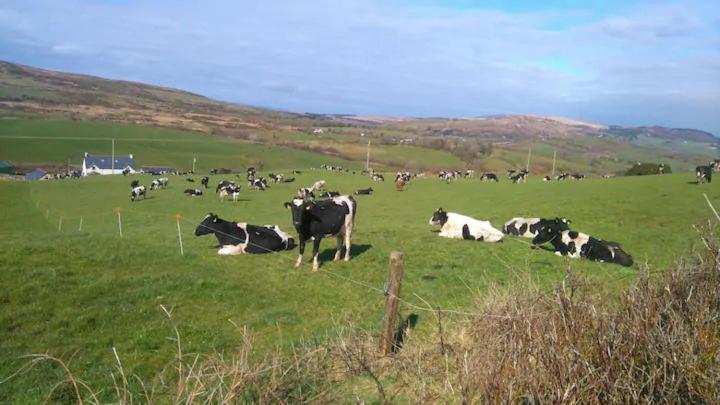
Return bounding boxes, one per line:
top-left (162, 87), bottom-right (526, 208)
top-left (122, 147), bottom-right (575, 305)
top-left (379, 251), bottom-right (404, 355)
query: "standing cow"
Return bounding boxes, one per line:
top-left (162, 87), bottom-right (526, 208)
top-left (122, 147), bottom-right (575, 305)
top-left (284, 195), bottom-right (357, 272)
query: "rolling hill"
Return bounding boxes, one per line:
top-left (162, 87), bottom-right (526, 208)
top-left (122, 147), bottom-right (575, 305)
top-left (0, 60), bottom-right (717, 173)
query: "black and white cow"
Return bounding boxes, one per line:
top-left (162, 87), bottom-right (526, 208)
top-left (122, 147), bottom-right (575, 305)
top-left (184, 188), bottom-right (203, 196)
top-left (201, 176), bottom-right (209, 188)
top-left (297, 187), bottom-right (315, 199)
top-left (429, 208), bottom-right (504, 242)
top-left (696, 165), bottom-right (713, 183)
top-left (503, 217), bottom-right (571, 238)
top-left (219, 185), bottom-right (241, 201)
top-left (150, 177), bottom-right (169, 190)
top-left (195, 213), bottom-right (295, 255)
top-left (284, 195), bottom-right (357, 271)
top-left (269, 173), bottom-right (284, 183)
top-left (571, 173), bottom-right (585, 180)
top-left (320, 191), bottom-right (341, 198)
top-left (372, 173), bottom-right (385, 182)
top-left (130, 180), bottom-right (140, 188)
top-left (354, 187), bottom-right (373, 195)
top-left (282, 177), bottom-right (296, 183)
top-left (252, 177), bottom-right (268, 190)
top-left (531, 222), bottom-right (633, 267)
top-left (130, 185), bottom-right (146, 202)
top-left (556, 172), bottom-right (570, 181)
top-left (216, 180), bottom-right (236, 193)
top-left (186, 178), bottom-right (195, 183)
top-left (480, 173), bottom-right (499, 182)
top-left (543, 176), bottom-right (552, 182)
top-left (510, 170), bottom-right (529, 183)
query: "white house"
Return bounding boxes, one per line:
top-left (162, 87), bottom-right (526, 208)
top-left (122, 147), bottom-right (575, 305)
top-left (82, 153), bottom-right (137, 176)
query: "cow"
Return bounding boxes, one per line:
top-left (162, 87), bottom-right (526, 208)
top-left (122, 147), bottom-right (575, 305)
top-left (319, 191), bottom-right (340, 198)
top-left (480, 173), bottom-right (499, 182)
top-left (292, 170), bottom-right (302, 174)
top-left (312, 180), bottom-right (326, 190)
top-left (195, 213), bottom-right (295, 255)
top-left (428, 208), bottom-right (503, 242)
top-left (130, 180), bottom-right (140, 188)
top-left (464, 170), bottom-right (475, 178)
top-left (297, 187), bottom-right (315, 199)
top-left (186, 178), bottom-right (195, 183)
top-left (372, 173), bottom-right (385, 182)
top-left (219, 185), bottom-right (241, 201)
top-left (531, 221), bottom-right (633, 267)
top-left (556, 173), bottom-right (569, 181)
top-left (506, 169), bottom-right (517, 177)
top-left (184, 188), bottom-right (203, 196)
top-left (201, 176), bottom-right (209, 188)
top-left (283, 195), bottom-right (357, 271)
top-left (269, 173), bottom-right (284, 183)
top-left (130, 186), bottom-right (146, 202)
top-left (571, 174), bottom-right (585, 180)
top-left (150, 177), bottom-right (169, 190)
top-left (252, 177), bottom-right (268, 190)
top-left (216, 180), bottom-right (236, 193)
top-left (282, 177), bottom-right (296, 183)
top-left (354, 187), bottom-right (373, 195)
top-left (697, 165), bottom-right (713, 183)
top-left (503, 217), bottom-right (571, 238)
top-left (395, 179), bottom-right (406, 191)
top-left (510, 170), bottom-right (529, 183)
top-left (543, 176), bottom-right (552, 182)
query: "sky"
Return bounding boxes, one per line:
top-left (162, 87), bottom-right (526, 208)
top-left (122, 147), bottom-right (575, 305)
top-left (0, 0), bottom-right (718, 134)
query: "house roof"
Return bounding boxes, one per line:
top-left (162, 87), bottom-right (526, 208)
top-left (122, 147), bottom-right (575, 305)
top-left (84, 156), bottom-right (136, 170)
top-left (25, 168), bottom-right (47, 180)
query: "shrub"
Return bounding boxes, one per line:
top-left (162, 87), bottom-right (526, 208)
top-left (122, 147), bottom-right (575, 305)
top-left (625, 162), bottom-right (672, 176)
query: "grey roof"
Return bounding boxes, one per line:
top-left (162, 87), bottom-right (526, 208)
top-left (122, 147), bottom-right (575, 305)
top-left (85, 156), bottom-right (136, 170)
top-left (25, 168), bottom-right (47, 180)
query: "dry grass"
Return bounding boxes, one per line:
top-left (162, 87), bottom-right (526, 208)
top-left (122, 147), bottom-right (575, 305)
top-left (11, 227), bottom-right (720, 403)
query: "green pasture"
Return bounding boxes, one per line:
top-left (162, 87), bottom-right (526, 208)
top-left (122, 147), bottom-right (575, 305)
top-left (0, 169), bottom-right (717, 401)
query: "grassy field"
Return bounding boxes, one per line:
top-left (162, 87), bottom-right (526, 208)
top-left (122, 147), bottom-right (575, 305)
top-left (0, 168), bottom-right (717, 401)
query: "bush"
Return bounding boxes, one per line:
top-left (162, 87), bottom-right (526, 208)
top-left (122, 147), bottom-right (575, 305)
top-left (625, 163), bottom-right (672, 176)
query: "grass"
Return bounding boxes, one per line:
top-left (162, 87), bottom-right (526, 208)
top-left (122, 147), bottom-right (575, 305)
top-left (0, 168), bottom-right (718, 401)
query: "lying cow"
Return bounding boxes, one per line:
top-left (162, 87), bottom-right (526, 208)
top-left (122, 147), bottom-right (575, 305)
top-left (252, 178), bottom-right (268, 190)
top-left (184, 188), bottom-right (203, 196)
top-left (697, 165), bottom-right (712, 184)
top-left (282, 177), bottom-right (296, 183)
top-left (195, 213), bottom-right (295, 255)
top-left (429, 208), bottom-right (503, 242)
top-left (532, 222), bottom-right (633, 267)
top-left (503, 217), bottom-right (571, 238)
top-left (130, 185), bottom-right (146, 202)
top-left (543, 176), bottom-right (552, 182)
top-left (284, 195), bottom-right (357, 271)
top-left (354, 187), bottom-right (373, 195)
top-left (480, 173), bottom-right (498, 182)
top-left (216, 180), bottom-right (235, 193)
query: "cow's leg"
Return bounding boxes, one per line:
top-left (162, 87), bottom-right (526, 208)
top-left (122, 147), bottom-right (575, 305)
top-left (311, 237), bottom-right (322, 272)
top-left (334, 234), bottom-right (343, 261)
top-left (344, 219), bottom-right (353, 261)
top-left (296, 238), bottom-right (306, 267)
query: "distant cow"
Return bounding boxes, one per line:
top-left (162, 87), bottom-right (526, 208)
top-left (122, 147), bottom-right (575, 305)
top-left (130, 185), bottom-right (146, 202)
top-left (532, 221), bottom-right (633, 267)
top-left (186, 178), bottom-right (195, 183)
top-left (319, 191), bottom-right (340, 198)
top-left (150, 177), bottom-right (169, 190)
top-left (543, 176), bottom-right (552, 182)
top-left (201, 176), bottom-right (209, 188)
top-left (284, 195), bottom-right (357, 271)
top-left (510, 170), bottom-right (529, 183)
top-left (429, 208), bottom-right (503, 242)
top-left (195, 213), bottom-right (295, 255)
top-left (697, 165), bottom-right (713, 184)
top-left (252, 178), bottom-right (268, 190)
top-left (372, 173), bottom-right (385, 182)
top-left (503, 217), bottom-right (571, 238)
top-left (354, 187), bottom-right (373, 195)
top-left (216, 180), bottom-right (236, 193)
top-left (395, 179), bottom-right (406, 191)
top-left (571, 173), bottom-right (585, 180)
top-left (219, 185), bottom-right (241, 201)
top-left (480, 173), bottom-right (499, 182)
top-left (184, 188), bottom-right (203, 196)
top-left (282, 177), bottom-right (295, 183)
top-left (556, 173), bottom-right (569, 181)
top-left (312, 180), bottom-right (326, 190)
top-left (297, 187), bottom-right (315, 199)
top-left (269, 173), bottom-right (284, 183)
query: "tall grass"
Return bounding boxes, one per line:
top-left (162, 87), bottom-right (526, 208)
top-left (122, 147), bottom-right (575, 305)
top-left (11, 226), bottom-right (720, 403)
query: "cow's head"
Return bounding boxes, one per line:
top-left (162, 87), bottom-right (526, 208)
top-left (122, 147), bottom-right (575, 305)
top-left (284, 198), bottom-right (314, 228)
top-left (195, 213), bottom-right (219, 236)
top-left (429, 208), bottom-right (448, 227)
top-left (532, 218), bottom-right (568, 245)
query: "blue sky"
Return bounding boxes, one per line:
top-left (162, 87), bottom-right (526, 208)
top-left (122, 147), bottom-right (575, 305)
top-left (1, 0), bottom-right (718, 134)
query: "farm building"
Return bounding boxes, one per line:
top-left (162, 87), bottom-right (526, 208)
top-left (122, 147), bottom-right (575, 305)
top-left (82, 153), bottom-right (137, 176)
top-left (24, 168), bottom-right (48, 181)
top-left (0, 161), bottom-right (14, 174)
